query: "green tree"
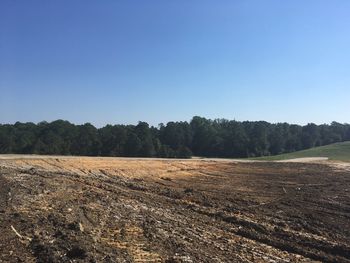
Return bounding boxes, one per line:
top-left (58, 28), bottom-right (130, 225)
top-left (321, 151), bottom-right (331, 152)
top-left (124, 132), bottom-right (142, 156)
top-left (176, 146), bottom-right (192, 159)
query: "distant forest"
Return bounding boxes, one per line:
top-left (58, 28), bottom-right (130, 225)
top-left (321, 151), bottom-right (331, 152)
top-left (0, 116), bottom-right (350, 158)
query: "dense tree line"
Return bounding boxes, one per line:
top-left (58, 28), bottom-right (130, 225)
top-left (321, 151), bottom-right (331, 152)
top-left (0, 116), bottom-right (349, 158)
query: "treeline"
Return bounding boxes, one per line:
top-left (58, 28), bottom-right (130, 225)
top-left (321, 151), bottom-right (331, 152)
top-left (0, 116), bottom-right (350, 158)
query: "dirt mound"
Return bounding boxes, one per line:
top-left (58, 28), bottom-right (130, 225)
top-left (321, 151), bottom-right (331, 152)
top-left (1, 157), bottom-right (350, 262)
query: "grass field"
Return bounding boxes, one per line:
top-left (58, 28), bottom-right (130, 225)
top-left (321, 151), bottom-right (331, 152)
top-left (255, 141), bottom-right (350, 162)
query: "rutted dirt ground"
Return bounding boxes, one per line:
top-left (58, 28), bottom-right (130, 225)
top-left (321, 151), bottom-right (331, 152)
top-left (0, 157), bottom-right (350, 262)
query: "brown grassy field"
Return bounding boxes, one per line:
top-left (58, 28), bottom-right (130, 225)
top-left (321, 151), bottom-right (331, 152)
top-left (1, 156), bottom-right (350, 262)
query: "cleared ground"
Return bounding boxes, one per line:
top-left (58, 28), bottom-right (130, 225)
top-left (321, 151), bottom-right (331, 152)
top-left (0, 156), bottom-right (350, 262)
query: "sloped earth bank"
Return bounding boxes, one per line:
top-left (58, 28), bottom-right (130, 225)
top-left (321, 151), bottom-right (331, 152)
top-left (0, 157), bottom-right (350, 262)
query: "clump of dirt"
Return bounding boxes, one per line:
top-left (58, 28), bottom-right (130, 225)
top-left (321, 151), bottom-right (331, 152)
top-left (0, 157), bottom-right (350, 262)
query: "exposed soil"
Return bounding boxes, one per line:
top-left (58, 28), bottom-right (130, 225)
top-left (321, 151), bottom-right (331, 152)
top-left (0, 156), bottom-right (350, 262)
top-left (276, 157), bottom-right (329, 163)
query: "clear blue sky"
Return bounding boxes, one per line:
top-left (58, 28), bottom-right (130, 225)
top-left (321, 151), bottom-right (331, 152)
top-left (1, 1), bottom-right (349, 127)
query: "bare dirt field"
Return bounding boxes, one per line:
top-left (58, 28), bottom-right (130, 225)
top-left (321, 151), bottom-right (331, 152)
top-left (1, 156), bottom-right (350, 263)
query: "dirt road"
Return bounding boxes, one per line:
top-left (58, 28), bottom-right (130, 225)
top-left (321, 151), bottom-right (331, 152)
top-left (276, 157), bottom-right (329, 163)
top-left (0, 156), bottom-right (350, 262)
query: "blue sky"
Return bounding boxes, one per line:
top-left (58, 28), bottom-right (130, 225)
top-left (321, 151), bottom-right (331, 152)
top-left (1, 1), bottom-right (350, 127)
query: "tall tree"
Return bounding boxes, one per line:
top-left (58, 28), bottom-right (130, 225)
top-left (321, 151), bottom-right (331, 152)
top-left (0, 117), bottom-right (348, 159)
